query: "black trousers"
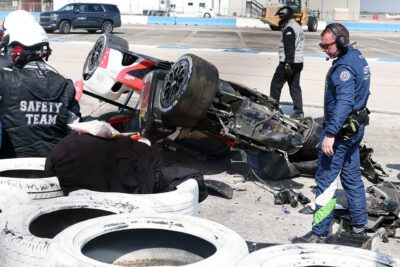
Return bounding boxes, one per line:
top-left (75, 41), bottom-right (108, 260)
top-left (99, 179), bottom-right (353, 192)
top-left (270, 62), bottom-right (304, 114)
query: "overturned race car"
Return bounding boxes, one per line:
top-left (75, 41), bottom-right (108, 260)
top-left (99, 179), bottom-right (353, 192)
top-left (78, 33), bottom-right (382, 182)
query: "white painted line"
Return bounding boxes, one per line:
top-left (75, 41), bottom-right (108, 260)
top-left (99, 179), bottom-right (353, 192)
top-left (372, 37), bottom-right (400, 45)
top-left (51, 40), bottom-right (400, 63)
top-left (188, 48), bottom-right (225, 52)
top-left (369, 47), bottom-right (400, 58)
top-left (258, 52), bottom-right (277, 56)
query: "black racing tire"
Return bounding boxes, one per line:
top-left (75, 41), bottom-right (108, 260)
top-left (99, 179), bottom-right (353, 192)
top-left (82, 33), bottom-right (129, 81)
top-left (45, 29), bottom-right (54, 33)
top-left (101, 20), bottom-right (113, 33)
top-left (289, 117), bottom-right (322, 162)
top-left (82, 34), bottom-right (107, 80)
top-left (159, 54), bottom-right (218, 128)
top-left (203, 13), bottom-right (211, 18)
top-left (269, 25), bottom-right (281, 31)
top-left (308, 17), bottom-right (318, 32)
top-left (87, 29), bottom-right (97, 34)
top-left (58, 20), bottom-right (71, 34)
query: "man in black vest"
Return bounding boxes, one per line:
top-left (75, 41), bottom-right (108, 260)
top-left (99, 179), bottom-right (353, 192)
top-left (0, 12), bottom-right (80, 158)
top-left (270, 6), bottom-right (305, 119)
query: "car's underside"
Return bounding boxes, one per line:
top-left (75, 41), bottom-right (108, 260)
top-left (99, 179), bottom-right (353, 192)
top-left (79, 33), bottom-right (386, 183)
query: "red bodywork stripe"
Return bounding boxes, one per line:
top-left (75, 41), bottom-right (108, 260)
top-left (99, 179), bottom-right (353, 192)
top-left (116, 59), bottom-right (155, 92)
top-left (130, 134), bottom-right (143, 141)
top-left (74, 79), bottom-right (84, 101)
top-left (107, 116), bottom-right (130, 125)
top-left (98, 48), bottom-right (110, 69)
top-left (224, 139), bottom-right (237, 148)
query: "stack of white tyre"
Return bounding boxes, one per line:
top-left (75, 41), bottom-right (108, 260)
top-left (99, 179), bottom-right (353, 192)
top-left (0, 157), bottom-right (224, 267)
top-left (0, 158), bottom-right (200, 216)
top-left (0, 158), bottom-right (63, 201)
top-left (235, 243), bottom-right (400, 267)
top-left (47, 213), bottom-right (250, 266)
top-left (3, 158), bottom-right (399, 267)
top-left (69, 178), bottom-right (200, 215)
top-left (0, 196), bottom-right (152, 267)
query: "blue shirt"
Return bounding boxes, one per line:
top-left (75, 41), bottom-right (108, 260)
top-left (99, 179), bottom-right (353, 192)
top-left (324, 46), bottom-right (371, 136)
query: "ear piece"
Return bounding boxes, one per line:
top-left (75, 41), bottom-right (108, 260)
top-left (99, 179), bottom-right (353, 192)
top-left (336, 35), bottom-right (348, 49)
top-left (11, 45), bottom-right (25, 61)
top-left (7, 43), bottom-right (51, 64)
top-left (326, 23), bottom-right (348, 49)
top-left (42, 45), bottom-right (52, 61)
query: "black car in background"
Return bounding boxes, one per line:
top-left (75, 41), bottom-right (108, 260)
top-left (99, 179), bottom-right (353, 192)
top-left (39, 3), bottom-right (121, 34)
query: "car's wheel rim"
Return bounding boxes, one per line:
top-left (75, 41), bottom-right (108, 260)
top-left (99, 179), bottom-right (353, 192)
top-left (87, 36), bottom-right (105, 73)
top-left (63, 23), bottom-right (70, 33)
top-left (160, 59), bottom-right (190, 108)
top-left (103, 23), bottom-right (112, 32)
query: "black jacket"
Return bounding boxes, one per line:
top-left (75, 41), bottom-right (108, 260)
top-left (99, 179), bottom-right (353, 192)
top-left (0, 61), bottom-right (80, 158)
top-left (45, 134), bottom-right (164, 195)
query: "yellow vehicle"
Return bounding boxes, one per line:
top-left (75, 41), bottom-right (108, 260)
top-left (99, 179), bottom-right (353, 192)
top-left (260, 0), bottom-right (318, 32)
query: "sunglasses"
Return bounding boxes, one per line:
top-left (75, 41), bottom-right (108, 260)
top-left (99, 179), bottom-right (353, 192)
top-left (319, 41), bottom-right (335, 50)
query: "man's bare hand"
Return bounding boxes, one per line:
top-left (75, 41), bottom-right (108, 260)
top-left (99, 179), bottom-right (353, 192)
top-left (322, 136), bottom-right (335, 156)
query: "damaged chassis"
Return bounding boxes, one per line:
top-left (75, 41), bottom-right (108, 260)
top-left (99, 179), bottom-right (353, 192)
top-left (80, 33), bottom-right (321, 179)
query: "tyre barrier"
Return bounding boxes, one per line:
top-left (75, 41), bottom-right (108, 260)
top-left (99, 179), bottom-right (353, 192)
top-left (235, 243), bottom-right (400, 267)
top-left (48, 213), bottom-right (249, 266)
top-left (0, 184), bottom-right (30, 214)
top-left (0, 196), bottom-right (152, 267)
top-left (69, 178), bottom-right (199, 215)
top-left (0, 158), bottom-right (63, 200)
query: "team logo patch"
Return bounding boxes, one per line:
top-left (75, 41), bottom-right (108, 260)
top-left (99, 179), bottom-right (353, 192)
top-left (340, 70), bottom-right (351, 82)
top-left (363, 66), bottom-right (370, 75)
top-left (363, 66), bottom-right (370, 80)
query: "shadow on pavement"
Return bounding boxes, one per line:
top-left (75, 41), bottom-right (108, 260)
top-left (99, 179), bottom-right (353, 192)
top-left (246, 241), bottom-right (279, 253)
top-left (387, 163), bottom-right (400, 171)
